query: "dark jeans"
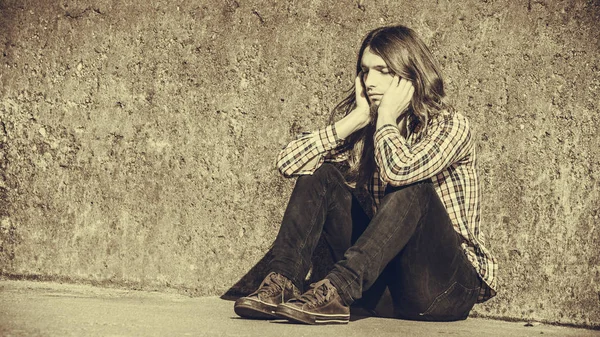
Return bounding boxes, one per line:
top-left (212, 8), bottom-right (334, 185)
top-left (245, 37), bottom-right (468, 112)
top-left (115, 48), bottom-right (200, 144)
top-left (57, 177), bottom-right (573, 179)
top-left (269, 163), bottom-right (481, 321)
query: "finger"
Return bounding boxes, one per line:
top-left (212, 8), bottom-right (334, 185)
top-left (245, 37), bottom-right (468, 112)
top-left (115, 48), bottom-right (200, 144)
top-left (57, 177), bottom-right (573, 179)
top-left (398, 77), bottom-right (410, 91)
top-left (408, 82), bottom-right (415, 95)
top-left (385, 76), bottom-right (402, 94)
top-left (405, 86), bottom-right (415, 103)
top-left (355, 74), bottom-right (365, 95)
top-left (399, 79), bottom-right (413, 95)
top-left (394, 75), bottom-right (402, 88)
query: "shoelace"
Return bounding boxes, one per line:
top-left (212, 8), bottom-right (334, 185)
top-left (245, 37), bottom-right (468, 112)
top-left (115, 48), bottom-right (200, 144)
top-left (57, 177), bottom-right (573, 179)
top-left (256, 273), bottom-right (286, 296)
top-left (295, 279), bottom-right (332, 307)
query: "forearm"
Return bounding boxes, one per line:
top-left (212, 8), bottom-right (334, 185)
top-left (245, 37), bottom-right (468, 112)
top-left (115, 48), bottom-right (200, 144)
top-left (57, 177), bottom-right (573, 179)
top-left (376, 113), bottom-right (397, 130)
top-left (297, 155), bottom-right (321, 172)
top-left (276, 106), bottom-right (368, 177)
top-left (374, 113), bottom-right (471, 185)
top-left (335, 109), bottom-right (370, 140)
top-left (276, 124), bottom-right (342, 177)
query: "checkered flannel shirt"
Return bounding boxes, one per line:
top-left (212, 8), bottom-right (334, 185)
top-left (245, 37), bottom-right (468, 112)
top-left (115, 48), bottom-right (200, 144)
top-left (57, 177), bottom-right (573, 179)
top-left (276, 111), bottom-right (498, 302)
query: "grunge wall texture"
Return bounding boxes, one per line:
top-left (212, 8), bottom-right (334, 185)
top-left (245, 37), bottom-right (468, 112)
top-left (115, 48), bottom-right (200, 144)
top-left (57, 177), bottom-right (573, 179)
top-left (0, 0), bottom-right (598, 328)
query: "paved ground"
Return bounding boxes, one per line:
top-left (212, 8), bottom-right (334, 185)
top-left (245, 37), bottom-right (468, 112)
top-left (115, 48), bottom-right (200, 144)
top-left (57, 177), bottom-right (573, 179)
top-left (0, 280), bottom-right (598, 337)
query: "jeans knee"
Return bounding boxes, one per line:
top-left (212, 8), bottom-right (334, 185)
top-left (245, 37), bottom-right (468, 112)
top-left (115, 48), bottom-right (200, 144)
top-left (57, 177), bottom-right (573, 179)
top-left (314, 163), bottom-right (340, 177)
top-left (297, 163), bottom-right (342, 185)
top-left (383, 180), bottom-right (434, 205)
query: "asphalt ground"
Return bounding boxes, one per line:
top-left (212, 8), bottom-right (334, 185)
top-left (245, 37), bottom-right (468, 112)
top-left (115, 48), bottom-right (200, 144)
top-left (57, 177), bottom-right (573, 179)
top-left (0, 280), bottom-right (598, 337)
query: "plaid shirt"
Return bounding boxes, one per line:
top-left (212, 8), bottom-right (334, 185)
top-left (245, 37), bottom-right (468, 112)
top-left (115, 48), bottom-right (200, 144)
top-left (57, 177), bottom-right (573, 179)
top-left (276, 111), bottom-right (498, 302)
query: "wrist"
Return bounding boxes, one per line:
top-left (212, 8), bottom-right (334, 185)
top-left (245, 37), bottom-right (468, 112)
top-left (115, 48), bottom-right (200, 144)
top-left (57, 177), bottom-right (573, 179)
top-left (348, 107), bottom-right (370, 127)
top-left (336, 109), bottom-right (367, 139)
top-left (376, 112), bottom-right (397, 129)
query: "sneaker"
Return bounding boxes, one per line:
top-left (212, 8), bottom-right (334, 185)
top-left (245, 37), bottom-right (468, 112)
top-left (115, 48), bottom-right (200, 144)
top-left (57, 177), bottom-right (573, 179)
top-left (275, 278), bottom-right (350, 324)
top-left (234, 272), bottom-right (301, 319)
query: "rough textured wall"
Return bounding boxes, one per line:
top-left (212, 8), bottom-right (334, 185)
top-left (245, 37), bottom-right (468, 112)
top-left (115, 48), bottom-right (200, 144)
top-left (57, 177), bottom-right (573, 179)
top-left (0, 0), bottom-right (598, 328)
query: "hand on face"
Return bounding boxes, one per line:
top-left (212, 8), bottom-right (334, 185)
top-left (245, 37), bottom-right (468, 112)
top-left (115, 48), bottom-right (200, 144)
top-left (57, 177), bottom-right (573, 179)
top-left (355, 73), bottom-right (370, 113)
top-left (352, 73), bottom-right (372, 127)
top-left (378, 76), bottom-right (415, 121)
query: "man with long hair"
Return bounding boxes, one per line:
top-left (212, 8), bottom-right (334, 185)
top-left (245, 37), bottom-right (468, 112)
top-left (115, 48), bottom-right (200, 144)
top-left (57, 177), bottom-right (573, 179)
top-left (234, 25), bottom-right (498, 325)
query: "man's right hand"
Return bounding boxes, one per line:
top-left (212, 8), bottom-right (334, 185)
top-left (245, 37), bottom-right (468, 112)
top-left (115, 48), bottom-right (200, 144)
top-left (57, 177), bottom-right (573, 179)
top-left (348, 74), bottom-right (372, 129)
top-left (334, 75), bottom-right (372, 139)
top-left (355, 74), bottom-right (370, 116)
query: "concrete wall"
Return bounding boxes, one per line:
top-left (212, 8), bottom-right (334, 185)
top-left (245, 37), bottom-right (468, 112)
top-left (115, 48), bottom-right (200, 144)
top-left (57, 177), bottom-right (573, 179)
top-left (0, 0), bottom-right (598, 328)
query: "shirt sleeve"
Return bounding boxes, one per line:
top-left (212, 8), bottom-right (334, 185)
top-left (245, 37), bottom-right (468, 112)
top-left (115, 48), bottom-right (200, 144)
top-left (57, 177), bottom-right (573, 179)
top-left (276, 124), bottom-right (348, 177)
top-left (374, 113), bottom-right (472, 186)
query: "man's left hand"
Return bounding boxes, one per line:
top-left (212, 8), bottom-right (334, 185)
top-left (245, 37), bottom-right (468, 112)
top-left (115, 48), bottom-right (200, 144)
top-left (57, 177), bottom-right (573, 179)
top-left (378, 76), bottom-right (415, 122)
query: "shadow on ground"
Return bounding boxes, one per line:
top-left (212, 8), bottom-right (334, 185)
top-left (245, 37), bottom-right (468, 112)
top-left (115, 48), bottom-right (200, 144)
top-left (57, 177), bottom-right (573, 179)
top-left (221, 242), bottom-right (395, 323)
top-left (221, 237), bottom-right (340, 301)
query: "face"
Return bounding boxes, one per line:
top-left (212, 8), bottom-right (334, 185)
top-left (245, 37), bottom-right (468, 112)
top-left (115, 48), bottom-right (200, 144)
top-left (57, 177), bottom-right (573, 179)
top-left (360, 47), bottom-right (395, 106)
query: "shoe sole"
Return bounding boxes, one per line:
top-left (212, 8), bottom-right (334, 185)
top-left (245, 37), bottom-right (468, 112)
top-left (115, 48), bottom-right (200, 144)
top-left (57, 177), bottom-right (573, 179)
top-left (276, 303), bottom-right (349, 325)
top-left (234, 297), bottom-right (278, 319)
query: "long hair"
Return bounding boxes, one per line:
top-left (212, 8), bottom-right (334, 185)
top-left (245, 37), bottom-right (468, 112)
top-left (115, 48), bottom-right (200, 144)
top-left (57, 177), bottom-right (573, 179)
top-left (329, 25), bottom-right (452, 188)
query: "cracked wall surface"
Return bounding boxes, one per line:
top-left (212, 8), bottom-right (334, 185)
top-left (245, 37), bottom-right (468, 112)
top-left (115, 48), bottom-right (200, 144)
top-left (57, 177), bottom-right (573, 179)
top-left (0, 0), bottom-right (599, 328)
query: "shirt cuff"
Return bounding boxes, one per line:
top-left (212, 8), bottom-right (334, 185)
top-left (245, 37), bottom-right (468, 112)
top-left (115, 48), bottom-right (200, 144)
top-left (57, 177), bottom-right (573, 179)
top-left (374, 124), bottom-right (399, 144)
top-left (315, 124), bottom-right (342, 153)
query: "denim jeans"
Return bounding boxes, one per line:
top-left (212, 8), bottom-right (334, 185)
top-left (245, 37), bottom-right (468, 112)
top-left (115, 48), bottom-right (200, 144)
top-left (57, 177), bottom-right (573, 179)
top-left (269, 163), bottom-right (481, 321)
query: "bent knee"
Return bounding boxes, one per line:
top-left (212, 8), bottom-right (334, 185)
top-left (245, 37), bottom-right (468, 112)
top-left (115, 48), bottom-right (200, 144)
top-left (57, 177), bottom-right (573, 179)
top-left (295, 163), bottom-right (345, 186)
top-left (307, 163), bottom-right (343, 180)
top-left (314, 163), bottom-right (340, 176)
top-left (384, 180), bottom-right (434, 198)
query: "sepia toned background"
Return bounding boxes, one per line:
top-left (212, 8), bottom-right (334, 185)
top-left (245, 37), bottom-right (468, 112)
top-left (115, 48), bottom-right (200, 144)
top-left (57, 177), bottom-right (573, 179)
top-left (0, 0), bottom-right (598, 328)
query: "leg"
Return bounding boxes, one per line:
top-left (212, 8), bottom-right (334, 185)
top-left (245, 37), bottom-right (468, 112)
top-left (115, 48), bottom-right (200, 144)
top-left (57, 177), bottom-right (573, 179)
top-left (386, 184), bottom-right (481, 321)
top-left (327, 181), bottom-right (480, 321)
top-left (275, 180), bottom-right (431, 324)
top-left (269, 163), bottom-right (363, 291)
top-left (325, 180), bottom-right (433, 304)
top-left (235, 164), bottom-right (366, 320)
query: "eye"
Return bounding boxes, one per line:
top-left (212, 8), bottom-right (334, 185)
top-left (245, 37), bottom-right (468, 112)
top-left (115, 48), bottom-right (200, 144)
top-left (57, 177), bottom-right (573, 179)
top-left (380, 68), bottom-right (391, 75)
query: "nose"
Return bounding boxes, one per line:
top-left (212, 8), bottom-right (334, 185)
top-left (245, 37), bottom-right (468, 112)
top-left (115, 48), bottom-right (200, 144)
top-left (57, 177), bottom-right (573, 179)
top-left (363, 71), bottom-right (376, 90)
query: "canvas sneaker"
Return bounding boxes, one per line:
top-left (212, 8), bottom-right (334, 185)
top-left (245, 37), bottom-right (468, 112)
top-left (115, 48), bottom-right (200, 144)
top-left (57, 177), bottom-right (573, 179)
top-left (276, 278), bottom-right (350, 324)
top-left (234, 272), bottom-right (301, 319)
